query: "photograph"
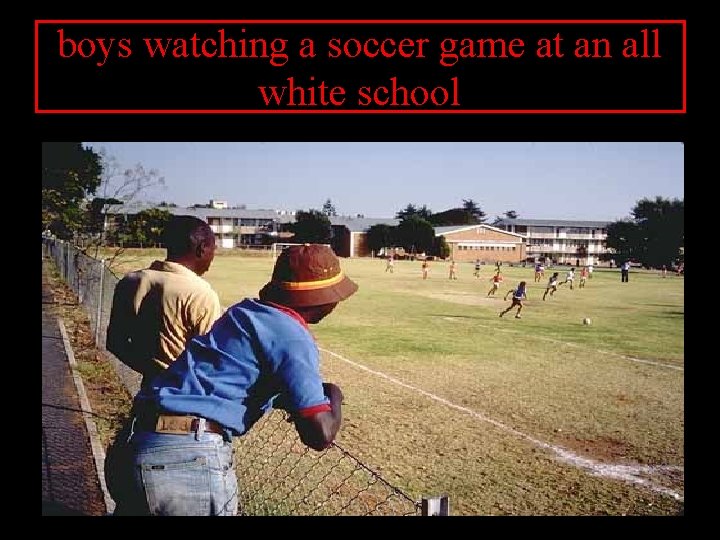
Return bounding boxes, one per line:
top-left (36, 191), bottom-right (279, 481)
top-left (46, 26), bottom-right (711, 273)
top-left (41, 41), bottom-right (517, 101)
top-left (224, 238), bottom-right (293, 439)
top-left (42, 141), bottom-right (684, 516)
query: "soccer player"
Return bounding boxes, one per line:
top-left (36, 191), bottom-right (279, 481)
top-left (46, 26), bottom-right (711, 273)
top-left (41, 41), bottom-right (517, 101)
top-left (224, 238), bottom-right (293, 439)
top-left (500, 281), bottom-right (528, 319)
top-left (579, 266), bottom-right (589, 288)
top-left (542, 272), bottom-right (560, 301)
top-left (534, 262), bottom-right (543, 282)
top-left (559, 267), bottom-right (576, 290)
top-left (487, 270), bottom-right (503, 297)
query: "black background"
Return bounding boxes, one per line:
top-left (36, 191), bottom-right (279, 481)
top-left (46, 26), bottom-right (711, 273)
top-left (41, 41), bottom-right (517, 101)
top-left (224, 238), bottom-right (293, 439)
top-left (33, 4), bottom-right (689, 530)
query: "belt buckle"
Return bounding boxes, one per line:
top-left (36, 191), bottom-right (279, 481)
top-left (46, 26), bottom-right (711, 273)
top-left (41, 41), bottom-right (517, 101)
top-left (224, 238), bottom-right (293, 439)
top-left (155, 415), bottom-right (192, 435)
top-left (194, 417), bottom-right (206, 440)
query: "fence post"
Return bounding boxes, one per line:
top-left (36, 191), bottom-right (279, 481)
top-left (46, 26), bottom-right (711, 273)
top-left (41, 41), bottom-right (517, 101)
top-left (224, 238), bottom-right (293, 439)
top-left (421, 496), bottom-right (450, 516)
top-left (95, 259), bottom-right (105, 346)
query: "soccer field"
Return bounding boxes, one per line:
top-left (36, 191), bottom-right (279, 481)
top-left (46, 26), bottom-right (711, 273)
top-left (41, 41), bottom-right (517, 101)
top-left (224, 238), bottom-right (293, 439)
top-left (108, 250), bottom-right (684, 515)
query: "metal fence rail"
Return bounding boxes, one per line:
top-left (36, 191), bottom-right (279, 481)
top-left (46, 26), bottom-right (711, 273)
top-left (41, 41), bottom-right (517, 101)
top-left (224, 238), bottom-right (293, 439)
top-left (42, 236), bottom-right (442, 516)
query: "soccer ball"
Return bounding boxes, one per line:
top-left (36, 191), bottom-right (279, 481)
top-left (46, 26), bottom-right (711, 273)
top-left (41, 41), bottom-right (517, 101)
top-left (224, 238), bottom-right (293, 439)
top-left (583, 318), bottom-right (592, 325)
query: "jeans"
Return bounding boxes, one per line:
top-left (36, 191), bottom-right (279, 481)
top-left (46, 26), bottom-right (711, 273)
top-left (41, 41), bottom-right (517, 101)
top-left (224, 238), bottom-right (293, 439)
top-left (107, 420), bottom-right (238, 516)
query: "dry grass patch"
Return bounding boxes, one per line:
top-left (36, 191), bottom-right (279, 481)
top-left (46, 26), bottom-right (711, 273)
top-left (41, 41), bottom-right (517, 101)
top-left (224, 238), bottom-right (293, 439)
top-left (43, 261), bottom-right (132, 449)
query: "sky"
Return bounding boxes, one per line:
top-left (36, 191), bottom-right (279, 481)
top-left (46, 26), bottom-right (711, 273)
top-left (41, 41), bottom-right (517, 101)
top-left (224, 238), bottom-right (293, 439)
top-left (81, 142), bottom-right (683, 222)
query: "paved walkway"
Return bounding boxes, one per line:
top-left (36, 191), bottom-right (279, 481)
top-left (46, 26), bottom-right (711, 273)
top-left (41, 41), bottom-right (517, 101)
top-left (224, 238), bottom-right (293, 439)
top-left (42, 268), bottom-right (109, 516)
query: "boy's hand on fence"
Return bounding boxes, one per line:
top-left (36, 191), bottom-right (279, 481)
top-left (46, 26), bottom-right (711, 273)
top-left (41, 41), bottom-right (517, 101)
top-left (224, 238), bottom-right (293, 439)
top-left (323, 382), bottom-right (344, 404)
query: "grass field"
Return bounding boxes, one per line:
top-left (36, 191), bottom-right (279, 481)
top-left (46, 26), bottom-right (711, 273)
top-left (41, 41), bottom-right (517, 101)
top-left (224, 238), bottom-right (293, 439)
top-left (103, 249), bottom-right (684, 515)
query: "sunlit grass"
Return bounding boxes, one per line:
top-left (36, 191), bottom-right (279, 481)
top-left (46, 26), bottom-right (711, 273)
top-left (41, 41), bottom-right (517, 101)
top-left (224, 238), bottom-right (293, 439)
top-left (100, 250), bottom-right (683, 515)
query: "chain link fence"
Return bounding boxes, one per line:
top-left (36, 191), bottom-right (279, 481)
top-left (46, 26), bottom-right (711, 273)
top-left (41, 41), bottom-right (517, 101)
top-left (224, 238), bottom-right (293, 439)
top-left (42, 236), bottom-right (446, 516)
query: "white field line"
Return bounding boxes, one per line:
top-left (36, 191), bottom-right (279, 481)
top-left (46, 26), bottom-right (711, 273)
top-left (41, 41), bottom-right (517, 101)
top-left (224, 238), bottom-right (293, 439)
top-left (441, 316), bottom-right (683, 371)
top-left (320, 347), bottom-right (683, 502)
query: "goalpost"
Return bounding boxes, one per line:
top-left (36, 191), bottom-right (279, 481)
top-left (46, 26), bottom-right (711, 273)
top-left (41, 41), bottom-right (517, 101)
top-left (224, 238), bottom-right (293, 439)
top-left (270, 242), bottom-right (331, 258)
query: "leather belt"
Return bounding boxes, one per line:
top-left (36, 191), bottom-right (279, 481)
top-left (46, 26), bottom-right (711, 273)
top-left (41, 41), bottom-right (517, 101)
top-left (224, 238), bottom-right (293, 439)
top-left (135, 413), bottom-right (226, 436)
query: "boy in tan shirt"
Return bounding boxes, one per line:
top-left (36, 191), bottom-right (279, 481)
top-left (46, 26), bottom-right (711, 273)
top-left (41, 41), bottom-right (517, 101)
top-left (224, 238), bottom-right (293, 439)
top-left (106, 215), bottom-right (223, 387)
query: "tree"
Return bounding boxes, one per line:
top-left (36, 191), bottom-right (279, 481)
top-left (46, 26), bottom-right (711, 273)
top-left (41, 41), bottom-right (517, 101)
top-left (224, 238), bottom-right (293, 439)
top-left (416, 204), bottom-right (433, 220)
top-left (429, 208), bottom-right (477, 226)
top-left (289, 210), bottom-right (333, 244)
top-left (604, 220), bottom-right (643, 264)
top-left (395, 215), bottom-right (436, 255)
top-left (395, 203), bottom-right (417, 220)
top-left (492, 210), bottom-right (518, 225)
top-left (605, 197), bottom-right (684, 268)
top-left (85, 197), bottom-right (123, 240)
top-left (322, 198), bottom-right (337, 217)
top-left (112, 208), bottom-right (172, 248)
top-left (432, 235), bottom-right (451, 259)
top-left (42, 142), bottom-right (103, 239)
top-left (94, 149), bottom-right (166, 211)
top-left (632, 196), bottom-right (684, 268)
top-left (427, 200), bottom-right (487, 226)
top-left (158, 201), bottom-right (178, 208)
top-left (462, 199), bottom-right (487, 223)
top-left (82, 149), bottom-right (166, 258)
top-left (366, 224), bottom-right (396, 255)
top-left (395, 203), bottom-right (433, 221)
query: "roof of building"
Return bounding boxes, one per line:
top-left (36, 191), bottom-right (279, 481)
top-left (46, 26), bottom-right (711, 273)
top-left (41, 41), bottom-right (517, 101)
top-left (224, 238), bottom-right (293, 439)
top-left (104, 205), bottom-right (610, 232)
top-left (434, 223), bottom-right (525, 239)
top-left (104, 204), bottom-right (398, 231)
top-left (105, 204), bottom-right (298, 223)
top-left (494, 218), bottom-right (611, 228)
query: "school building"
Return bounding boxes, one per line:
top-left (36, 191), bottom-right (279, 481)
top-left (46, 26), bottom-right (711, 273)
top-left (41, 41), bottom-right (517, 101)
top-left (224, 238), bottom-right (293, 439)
top-left (102, 202), bottom-right (398, 257)
top-left (434, 224), bottom-right (527, 263)
top-left (102, 203), bottom-right (612, 263)
top-left (493, 218), bottom-right (610, 266)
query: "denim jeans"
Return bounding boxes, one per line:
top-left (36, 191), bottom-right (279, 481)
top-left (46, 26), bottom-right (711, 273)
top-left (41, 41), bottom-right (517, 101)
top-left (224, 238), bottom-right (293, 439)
top-left (107, 420), bottom-right (238, 516)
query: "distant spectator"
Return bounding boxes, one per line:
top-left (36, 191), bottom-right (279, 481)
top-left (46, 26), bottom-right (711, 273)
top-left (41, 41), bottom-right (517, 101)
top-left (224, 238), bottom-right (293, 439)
top-left (621, 261), bottom-right (630, 282)
top-left (448, 259), bottom-right (458, 280)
